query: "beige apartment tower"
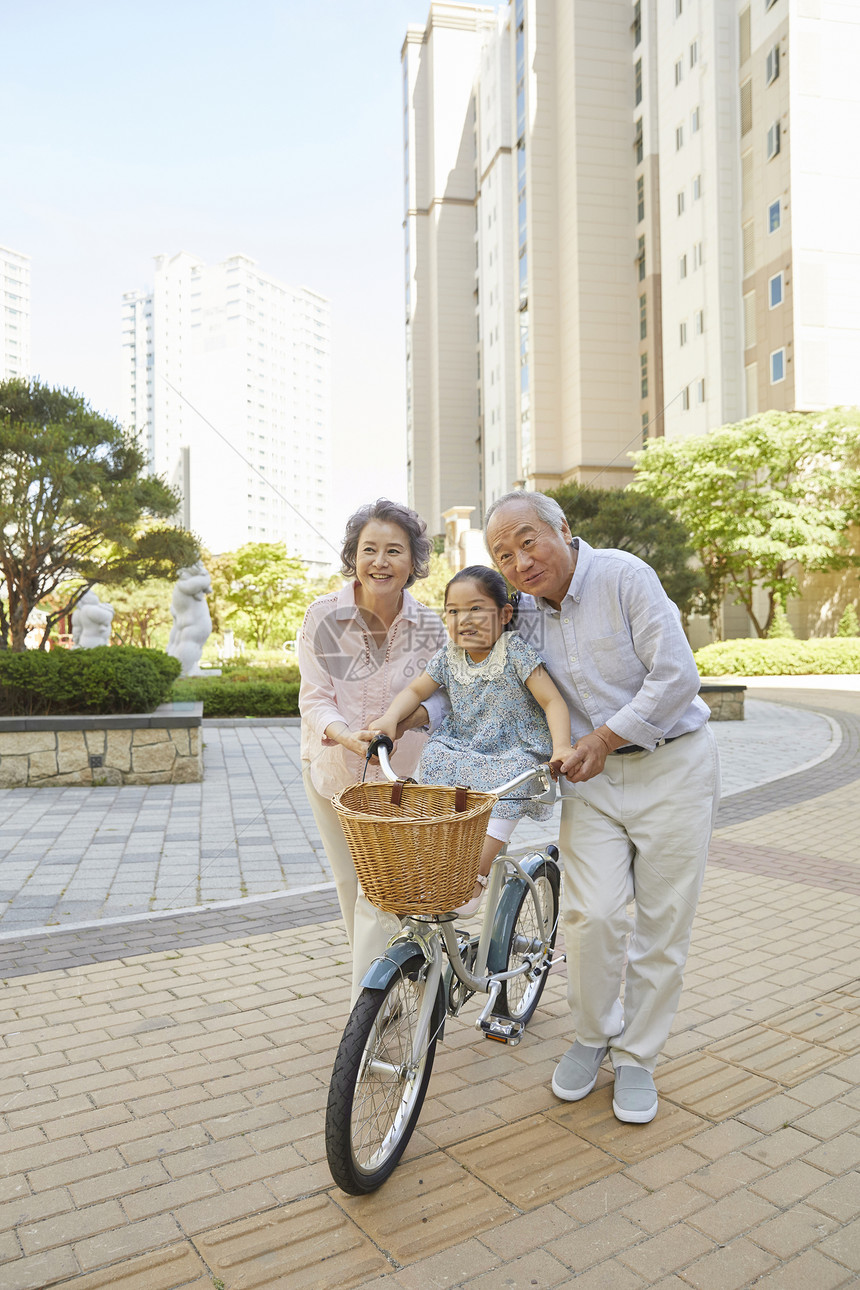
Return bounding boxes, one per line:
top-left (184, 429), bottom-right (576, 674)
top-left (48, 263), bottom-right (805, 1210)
top-left (403, 0), bottom-right (860, 536)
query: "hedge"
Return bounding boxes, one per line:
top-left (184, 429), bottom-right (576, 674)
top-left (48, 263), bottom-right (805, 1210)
top-left (694, 638), bottom-right (860, 676)
top-left (171, 678), bottom-right (300, 717)
top-left (0, 646), bottom-right (181, 716)
top-left (217, 661), bottom-right (300, 684)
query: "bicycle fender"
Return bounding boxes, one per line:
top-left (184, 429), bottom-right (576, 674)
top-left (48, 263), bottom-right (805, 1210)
top-left (359, 942), bottom-right (427, 991)
top-left (486, 852), bottom-right (558, 975)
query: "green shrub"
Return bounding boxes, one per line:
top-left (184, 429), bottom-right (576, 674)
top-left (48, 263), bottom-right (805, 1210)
top-left (836, 604), bottom-right (860, 637)
top-left (171, 678), bottom-right (300, 717)
top-left (694, 638), bottom-right (860, 676)
top-left (0, 646), bottom-right (181, 716)
top-left (765, 601), bottom-right (795, 639)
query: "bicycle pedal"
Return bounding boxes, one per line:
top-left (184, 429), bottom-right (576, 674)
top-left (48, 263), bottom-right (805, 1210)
top-left (480, 1017), bottom-right (524, 1045)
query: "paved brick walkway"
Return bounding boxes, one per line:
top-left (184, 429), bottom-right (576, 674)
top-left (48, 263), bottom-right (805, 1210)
top-left (0, 688), bottom-right (859, 1288)
top-left (0, 699), bottom-right (837, 934)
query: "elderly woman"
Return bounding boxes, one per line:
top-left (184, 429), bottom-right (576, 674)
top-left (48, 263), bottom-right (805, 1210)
top-left (298, 499), bottom-right (446, 1001)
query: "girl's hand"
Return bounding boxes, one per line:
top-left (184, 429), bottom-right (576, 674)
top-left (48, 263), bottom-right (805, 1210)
top-left (552, 735), bottom-right (610, 783)
top-left (549, 745), bottom-right (581, 779)
top-left (365, 718), bottom-right (398, 740)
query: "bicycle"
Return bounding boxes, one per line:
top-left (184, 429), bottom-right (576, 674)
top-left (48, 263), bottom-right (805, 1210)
top-left (324, 735), bottom-right (564, 1195)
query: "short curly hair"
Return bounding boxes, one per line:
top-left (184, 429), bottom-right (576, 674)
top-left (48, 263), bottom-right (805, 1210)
top-left (340, 499), bottom-right (432, 589)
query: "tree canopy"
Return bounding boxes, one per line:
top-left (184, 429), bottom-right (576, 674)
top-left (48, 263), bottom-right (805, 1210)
top-left (547, 481), bottom-right (704, 618)
top-left (629, 409), bottom-right (860, 636)
top-left (216, 541), bottom-right (309, 649)
top-left (0, 379), bottom-right (199, 651)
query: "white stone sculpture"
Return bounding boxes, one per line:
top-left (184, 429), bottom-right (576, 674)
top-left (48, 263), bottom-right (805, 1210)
top-left (71, 589), bottom-right (114, 648)
top-left (167, 561), bottom-right (213, 677)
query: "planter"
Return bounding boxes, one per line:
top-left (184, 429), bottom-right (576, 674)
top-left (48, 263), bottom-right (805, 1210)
top-left (0, 702), bottom-right (203, 787)
top-left (698, 682), bottom-right (746, 721)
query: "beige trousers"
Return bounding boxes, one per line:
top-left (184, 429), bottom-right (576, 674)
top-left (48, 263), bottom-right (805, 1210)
top-left (558, 724), bottom-right (721, 1072)
top-left (302, 764), bottom-right (401, 1003)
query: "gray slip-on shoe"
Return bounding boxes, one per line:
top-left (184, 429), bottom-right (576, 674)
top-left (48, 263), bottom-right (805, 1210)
top-left (612, 1065), bottom-right (658, 1123)
top-left (551, 1041), bottom-right (608, 1101)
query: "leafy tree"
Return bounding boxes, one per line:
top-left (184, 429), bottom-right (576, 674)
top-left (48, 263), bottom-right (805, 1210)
top-left (0, 379), bottom-right (198, 651)
top-left (411, 552), bottom-right (454, 614)
top-left (630, 410), bottom-right (860, 637)
top-left (104, 577), bottom-right (175, 649)
top-left (547, 482), bottom-right (704, 619)
top-left (219, 541), bottom-right (308, 649)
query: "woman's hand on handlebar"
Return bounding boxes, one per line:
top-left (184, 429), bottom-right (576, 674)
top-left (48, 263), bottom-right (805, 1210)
top-left (339, 730), bottom-right (376, 759)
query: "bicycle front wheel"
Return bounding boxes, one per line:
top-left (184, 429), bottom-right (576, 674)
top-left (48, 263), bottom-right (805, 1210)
top-left (325, 956), bottom-right (444, 1194)
top-left (498, 860), bottom-right (560, 1025)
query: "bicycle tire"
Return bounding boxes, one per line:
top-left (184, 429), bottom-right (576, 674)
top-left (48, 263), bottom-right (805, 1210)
top-left (497, 859), bottom-right (560, 1025)
top-left (325, 955), bottom-right (444, 1194)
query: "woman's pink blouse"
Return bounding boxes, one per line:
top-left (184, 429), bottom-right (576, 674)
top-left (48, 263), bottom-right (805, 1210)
top-left (298, 581), bottom-right (447, 797)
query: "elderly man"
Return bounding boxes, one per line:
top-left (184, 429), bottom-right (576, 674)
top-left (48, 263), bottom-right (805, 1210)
top-left (484, 490), bottom-right (720, 1123)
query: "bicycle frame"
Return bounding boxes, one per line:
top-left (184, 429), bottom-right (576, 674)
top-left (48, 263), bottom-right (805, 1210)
top-left (358, 743), bottom-right (563, 1050)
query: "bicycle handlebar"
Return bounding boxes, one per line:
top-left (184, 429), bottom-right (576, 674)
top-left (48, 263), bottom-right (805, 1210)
top-left (365, 734), bottom-right (556, 803)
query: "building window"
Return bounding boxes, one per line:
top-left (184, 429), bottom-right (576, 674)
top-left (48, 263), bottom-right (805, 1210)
top-left (766, 44), bottom-right (780, 85)
top-left (697, 378), bottom-right (705, 403)
top-left (637, 235), bottom-right (646, 281)
top-left (681, 385), bottom-right (690, 410)
top-left (677, 190), bottom-right (685, 216)
top-left (691, 106), bottom-right (700, 133)
top-left (768, 199), bottom-right (781, 233)
top-left (767, 121), bottom-right (781, 159)
top-left (675, 0), bottom-right (683, 15)
top-left (640, 352), bottom-right (648, 398)
top-left (680, 254), bottom-right (688, 279)
top-left (634, 117), bottom-right (644, 164)
top-left (676, 124), bottom-right (684, 150)
top-left (675, 59), bottom-right (683, 86)
top-left (695, 308), bottom-right (704, 334)
top-left (769, 271), bottom-right (784, 307)
top-left (635, 58), bottom-right (642, 106)
top-left (690, 39), bottom-right (698, 67)
top-left (637, 174), bottom-right (645, 222)
top-left (765, 0), bottom-right (778, 9)
top-left (740, 80), bottom-right (753, 135)
top-left (770, 348), bottom-right (786, 383)
top-left (692, 174), bottom-right (702, 200)
top-left (642, 412), bottom-right (650, 443)
top-left (680, 321), bottom-right (688, 346)
top-left (640, 293), bottom-right (647, 339)
top-left (632, 0), bottom-right (641, 47)
top-left (693, 241), bottom-right (703, 269)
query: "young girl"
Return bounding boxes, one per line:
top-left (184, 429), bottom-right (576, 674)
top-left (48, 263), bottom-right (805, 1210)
top-left (366, 566), bottom-right (577, 916)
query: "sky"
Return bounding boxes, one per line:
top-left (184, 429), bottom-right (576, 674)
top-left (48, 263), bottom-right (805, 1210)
top-left (0, 0), bottom-right (436, 540)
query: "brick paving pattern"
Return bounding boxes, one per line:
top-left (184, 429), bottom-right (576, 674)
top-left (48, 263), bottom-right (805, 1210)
top-left (0, 687), bottom-right (858, 1288)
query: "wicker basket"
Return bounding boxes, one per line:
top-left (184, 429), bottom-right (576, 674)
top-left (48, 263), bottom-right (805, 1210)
top-left (332, 780), bottom-right (497, 915)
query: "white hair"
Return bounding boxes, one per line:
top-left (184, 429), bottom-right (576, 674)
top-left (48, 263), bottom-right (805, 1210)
top-left (484, 490), bottom-right (567, 537)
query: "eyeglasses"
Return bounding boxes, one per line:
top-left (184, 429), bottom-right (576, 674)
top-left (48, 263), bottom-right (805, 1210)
top-left (494, 526), bottom-right (554, 568)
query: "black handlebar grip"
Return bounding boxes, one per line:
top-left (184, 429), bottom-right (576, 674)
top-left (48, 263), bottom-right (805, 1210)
top-left (366, 734), bottom-right (394, 759)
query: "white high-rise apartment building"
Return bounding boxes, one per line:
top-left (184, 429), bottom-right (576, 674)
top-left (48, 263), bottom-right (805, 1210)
top-left (1, 246), bottom-right (31, 382)
top-left (404, 0), bottom-right (860, 535)
top-left (121, 252), bottom-right (332, 570)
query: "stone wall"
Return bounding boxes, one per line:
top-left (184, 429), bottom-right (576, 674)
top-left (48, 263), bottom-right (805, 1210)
top-left (699, 684), bottom-right (745, 721)
top-left (0, 705), bottom-right (203, 788)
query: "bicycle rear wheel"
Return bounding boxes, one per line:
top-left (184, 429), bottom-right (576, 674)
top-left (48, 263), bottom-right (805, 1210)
top-left (497, 859), bottom-right (560, 1025)
top-left (325, 955), bottom-right (444, 1194)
